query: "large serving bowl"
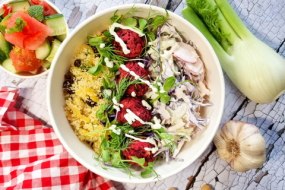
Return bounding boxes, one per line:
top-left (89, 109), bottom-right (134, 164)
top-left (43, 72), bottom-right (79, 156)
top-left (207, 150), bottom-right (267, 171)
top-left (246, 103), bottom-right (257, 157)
top-left (47, 4), bottom-right (225, 183)
top-left (0, 0), bottom-right (68, 79)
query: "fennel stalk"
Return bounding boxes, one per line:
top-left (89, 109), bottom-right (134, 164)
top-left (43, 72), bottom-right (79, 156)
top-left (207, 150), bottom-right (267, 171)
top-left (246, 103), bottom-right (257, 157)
top-left (183, 0), bottom-right (285, 103)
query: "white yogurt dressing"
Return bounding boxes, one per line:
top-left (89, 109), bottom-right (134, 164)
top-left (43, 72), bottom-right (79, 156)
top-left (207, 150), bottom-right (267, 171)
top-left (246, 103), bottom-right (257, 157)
top-left (142, 100), bottom-right (152, 110)
top-left (104, 57), bottom-right (114, 68)
top-left (120, 64), bottom-right (158, 93)
top-left (99, 43), bottom-right (105, 49)
top-left (109, 23), bottom-right (145, 55)
top-left (125, 133), bottom-right (156, 146)
top-left (109, 125), bottom-right (121, 135)
top-left (144, 146), bottom-right (159, 154)
top-left (131, 91), bottom-right (136, 97)
top-left (124, 109), bottom-right (145, 125)
top-left (112, 97), bottom-right (124, 111)
top-left (137, 62), bottom-right (145, 68)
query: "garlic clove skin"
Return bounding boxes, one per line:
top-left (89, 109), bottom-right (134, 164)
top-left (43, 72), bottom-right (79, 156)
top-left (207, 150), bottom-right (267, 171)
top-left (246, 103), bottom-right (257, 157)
top-left (214, 120), bottom-right (266, 172)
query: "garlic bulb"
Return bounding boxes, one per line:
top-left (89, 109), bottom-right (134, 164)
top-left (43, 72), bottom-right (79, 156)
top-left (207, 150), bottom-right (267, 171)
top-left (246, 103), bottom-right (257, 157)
top-left (213, 120), bottom-right (266, 172)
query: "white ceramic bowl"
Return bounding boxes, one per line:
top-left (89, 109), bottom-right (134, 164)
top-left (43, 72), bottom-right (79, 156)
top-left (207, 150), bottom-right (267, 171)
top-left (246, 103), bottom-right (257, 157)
top-left (47, 4), bottom-right (225, 183)
top-left (0, 0), bottom-right (68, 79)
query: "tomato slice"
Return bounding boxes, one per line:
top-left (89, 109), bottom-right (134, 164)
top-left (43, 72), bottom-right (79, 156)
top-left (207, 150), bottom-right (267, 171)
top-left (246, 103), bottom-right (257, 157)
top-left (4, 12), bottom-right (51, 50)
top-left (10, 46), bottom-right (42, 72)
top-left (2, 4), bottom-right (12, 17)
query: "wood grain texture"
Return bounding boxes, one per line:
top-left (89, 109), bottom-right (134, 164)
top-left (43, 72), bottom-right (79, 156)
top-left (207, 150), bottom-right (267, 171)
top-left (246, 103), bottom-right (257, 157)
top-left (0, 0), bottom-right (284, 189)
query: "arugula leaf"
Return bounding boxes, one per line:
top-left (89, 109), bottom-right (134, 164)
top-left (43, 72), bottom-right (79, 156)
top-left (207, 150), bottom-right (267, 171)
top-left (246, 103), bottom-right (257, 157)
top-left (96, 103), bottom-right (111, 122)
top-left (89, 36), bottom-right (103, 46)
top-left (6, 18), bottom-right (26, 34)
top-left (160, 93), bottom-right (171, 104)
top-left (111, 151), bottom-right (123, 167)
top-left (121, 17), bottom-right (137, 27)
top-left (139, 18), bottom-right (148, 31)
top-left (88, 63), bottom-right (103, 75)
top-left (163, 76), bottom-right (176, 91)
top-left (141, 162), bottom-right (155, 178)
top-left (101, 149), bottom-right (111, 162)
top-left (130, 156), bottom-right (146, 166)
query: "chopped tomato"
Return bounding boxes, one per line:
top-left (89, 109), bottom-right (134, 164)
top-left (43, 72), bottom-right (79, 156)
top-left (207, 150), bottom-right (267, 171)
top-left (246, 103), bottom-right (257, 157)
top-left (30, 0), bottom-right (56, 16)
top-left (4, 12), bottom-right (51, 50)
top-left (42, 2), bottom-right (57, 15)
top-left (2, 4), bottom-right (12, 17)
top-left (10, 46), bottom-right (42, 72)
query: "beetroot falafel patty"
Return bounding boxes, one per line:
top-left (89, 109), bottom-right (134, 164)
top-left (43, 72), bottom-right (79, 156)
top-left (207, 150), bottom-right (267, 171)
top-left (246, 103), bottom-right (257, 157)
top-left (113, 29), bottom-right (145, 58)
top-left (122, 140), bottom-right (155, 166)
top-left (117, 97), bottom-right (152, 127)
top-left (119, 61), bottom-right (149, 97)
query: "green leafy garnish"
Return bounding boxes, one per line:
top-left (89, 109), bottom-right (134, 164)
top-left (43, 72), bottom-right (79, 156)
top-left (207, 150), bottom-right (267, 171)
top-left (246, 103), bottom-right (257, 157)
top-left (121, 17), bottom-right (137, 27)
top-left (88, 35), bottom-right (126, 75)
top-left (141, 162), bottom-right (155, 178)
top-left (159, 93), bottom-right (171, 104)
top-left (6, 18), bottom-right (26, 34)
top-left (138, 18), bottom-right (148, 31)
top-left (28, 5), bottom-right (44, 21)
top-left (88, 63), bottom-right (103, 75)
top-left (163, 76), bottom-right (176, 91)
top-left (115, 78), bottom-right (141, 102)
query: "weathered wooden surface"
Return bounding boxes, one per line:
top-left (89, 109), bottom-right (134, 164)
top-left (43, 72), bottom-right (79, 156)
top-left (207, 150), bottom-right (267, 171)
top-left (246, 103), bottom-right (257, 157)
top-left (0, 0), bottom-right (285, 189)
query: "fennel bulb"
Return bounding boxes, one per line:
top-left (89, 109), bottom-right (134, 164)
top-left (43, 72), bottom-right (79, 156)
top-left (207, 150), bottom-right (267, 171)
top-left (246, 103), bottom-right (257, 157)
top-left (183, 0), bottom-right (285, 103)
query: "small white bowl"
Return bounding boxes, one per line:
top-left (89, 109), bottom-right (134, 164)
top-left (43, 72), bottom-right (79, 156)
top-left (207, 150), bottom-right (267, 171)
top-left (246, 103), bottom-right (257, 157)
top-left (47, 4), bottom-right (225, 183)
top-left (0, 0), bottom-right (68, 79)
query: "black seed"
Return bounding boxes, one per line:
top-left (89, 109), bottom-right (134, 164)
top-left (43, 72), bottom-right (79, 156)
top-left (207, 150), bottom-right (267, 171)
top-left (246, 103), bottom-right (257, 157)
top-left (63, 72), bottom-right (75, 94)
top-left (74, 59), bottom-right (81, 67)
top-left (91, 46), bottom-right (98, 53)
top-left (86, 97), bottom-right (97, 107)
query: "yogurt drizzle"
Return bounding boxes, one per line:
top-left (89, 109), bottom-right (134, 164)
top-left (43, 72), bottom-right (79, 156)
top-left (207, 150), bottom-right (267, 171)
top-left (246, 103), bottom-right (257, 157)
top-left (109, 23), bottom-right (145, 55)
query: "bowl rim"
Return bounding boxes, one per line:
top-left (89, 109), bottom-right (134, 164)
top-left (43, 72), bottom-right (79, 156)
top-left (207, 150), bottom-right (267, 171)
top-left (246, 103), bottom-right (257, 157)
top-left (47, 3), bottom-right (225, 183)
top-left (0, 0), bottom-right (69, 79)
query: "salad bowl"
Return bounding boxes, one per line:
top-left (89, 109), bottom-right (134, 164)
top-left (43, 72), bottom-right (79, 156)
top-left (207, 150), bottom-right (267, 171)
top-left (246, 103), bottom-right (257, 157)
top-left (0, 0), bottom-right (68, 79)
top-left (47, 4), bottom-right (225, 183)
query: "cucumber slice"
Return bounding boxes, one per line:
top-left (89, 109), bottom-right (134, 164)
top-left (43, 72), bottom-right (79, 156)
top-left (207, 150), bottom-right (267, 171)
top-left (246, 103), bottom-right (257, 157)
top-left (0, 33), bottom-right (11, 61)
top-left (36, 40), bottom-right (51, 60)
top-left (2, 58), bottom-right (17, 73)
top-left (56, 34), bottom-right (66, 42)
top-left (42, 60), bottom-right (51, 69)
top-left (9, 0), bottom-right (31, 12)
top-left (44, 14), bottom-right (67, 36)
top-left (46, 39), bottom-right (61, 63)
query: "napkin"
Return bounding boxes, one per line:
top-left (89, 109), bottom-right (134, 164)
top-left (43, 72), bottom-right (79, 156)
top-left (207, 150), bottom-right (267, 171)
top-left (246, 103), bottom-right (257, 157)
top-left (0, 87), bottom-right (114, 189)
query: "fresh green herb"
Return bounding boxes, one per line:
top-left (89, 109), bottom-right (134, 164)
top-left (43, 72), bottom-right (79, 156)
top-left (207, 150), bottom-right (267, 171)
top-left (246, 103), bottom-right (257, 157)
top-left (28, 5), bottom-right (44, 21)
top-left (88, 63), bottom-right (103, 75)
top-left (141, 162), bottom-right (155, 178)
top-left (6, 18), bottom-right (26, 34)
top-left (138, 18), bottom-right (148, 31)
top-left (96, 103), bottom-right (112, 123)
top-left (88, 35), bottom-right (126, 75)
top-left (163, 76), bottom-right (176, 91)
top-left (115, 78), bottom-right (140, 102)
top-left (130, 156), bottom-right (145, 166)
top-left (102, 76), bottom-right (116, 89)
top-left (159, 93), bottom-right (171, 104)
top-left (121, 17), bottom-right (137, 27)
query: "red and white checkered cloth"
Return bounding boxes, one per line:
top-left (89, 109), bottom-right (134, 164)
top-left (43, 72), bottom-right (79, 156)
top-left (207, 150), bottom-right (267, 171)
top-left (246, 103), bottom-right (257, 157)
top-left (0, 87), bottom-right (114, 190)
